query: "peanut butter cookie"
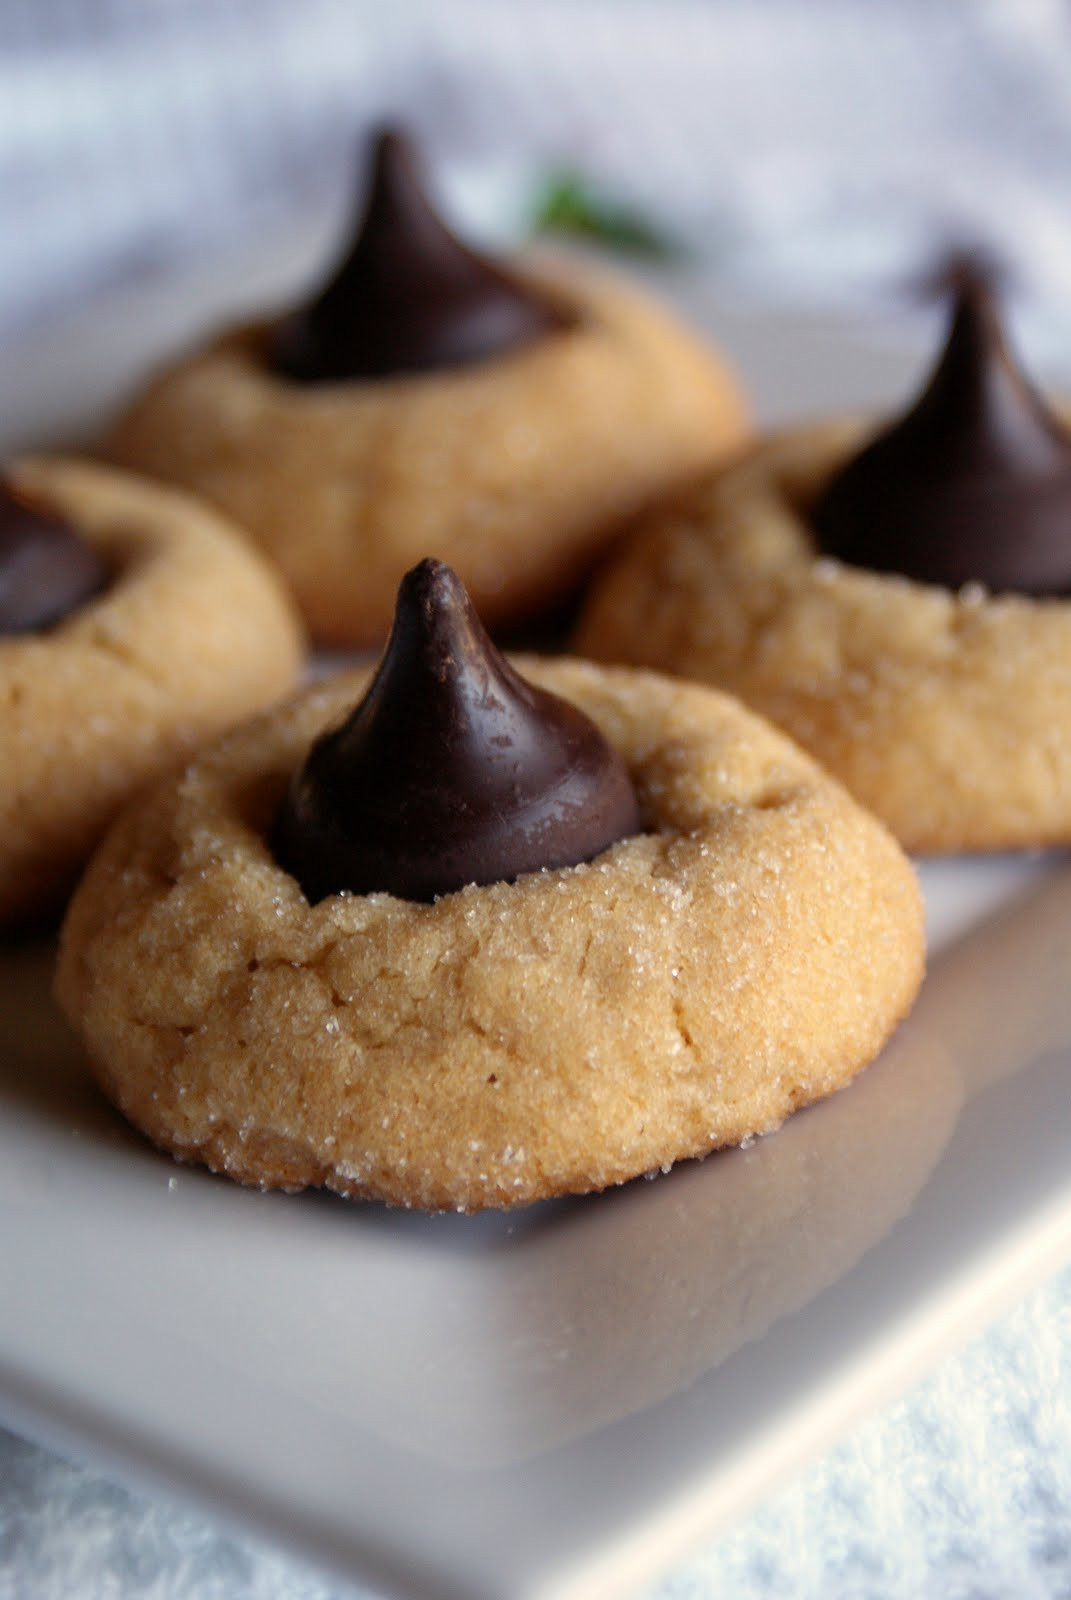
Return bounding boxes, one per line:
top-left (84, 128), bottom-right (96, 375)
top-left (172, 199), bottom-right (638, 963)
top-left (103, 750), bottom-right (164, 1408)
top-left (1, 457), bottom-right (303, 924)
top-left (57, 570), bottom-right (922, 1212)
top-left (106, 132), bottom-right (747, 646)
top-left (576, 274), bottom-right (1071, 853)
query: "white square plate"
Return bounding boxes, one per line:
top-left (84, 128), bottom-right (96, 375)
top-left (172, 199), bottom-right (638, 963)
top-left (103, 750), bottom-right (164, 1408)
top-left (2, 233), bottom-right (1070, 1600)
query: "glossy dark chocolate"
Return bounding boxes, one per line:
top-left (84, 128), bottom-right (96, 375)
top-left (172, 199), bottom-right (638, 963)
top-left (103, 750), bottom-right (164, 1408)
top-left (0, 479), bottom-right (109, 635)
top-left (811, 272), bottom-right (1071, 594)
top-left (273, 558), bottom-right (641, 902)
top-left (269, 128), bottom-right (572, 383)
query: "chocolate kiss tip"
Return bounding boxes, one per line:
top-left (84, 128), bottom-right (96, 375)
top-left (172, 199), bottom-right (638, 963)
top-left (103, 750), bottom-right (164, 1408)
top-left (0, 478), bottom-right (109, 635)
top-left (367, 125), bottom-right (427, 203)
top-left (268, 126), bottom-right (571, 384)
top-left (272, 559), bottom-right (641, 903)
top-left (811, 275), bottom-right (1071, 596)
top-left (912, 246), bottom-right (1008, 308)
top-left (398, 554), bottom-right (465, 624)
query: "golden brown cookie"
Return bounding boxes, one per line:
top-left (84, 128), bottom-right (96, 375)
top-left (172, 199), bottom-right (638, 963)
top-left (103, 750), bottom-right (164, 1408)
top-left (577, 265), bottom-right (1071, 855)
top-left (104, 259), bottom-right (748, 648)
top-left (574, 419), bottom-right (1071, 854)
top-left (1, 457), bottom-right (304, 925)
top-left (56, 657), bottom-right (924, 1212)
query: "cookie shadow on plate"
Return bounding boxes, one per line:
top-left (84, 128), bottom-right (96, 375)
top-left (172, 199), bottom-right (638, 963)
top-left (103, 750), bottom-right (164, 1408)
top-left (258, 1015), bottom-right (963, 1468)
top-left (0, 937), bottom-right (173, 1157)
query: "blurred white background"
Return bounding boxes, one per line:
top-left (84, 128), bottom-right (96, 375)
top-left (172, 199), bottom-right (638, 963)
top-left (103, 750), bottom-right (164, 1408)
top-left (2, 0), bottom-right (1071, 353)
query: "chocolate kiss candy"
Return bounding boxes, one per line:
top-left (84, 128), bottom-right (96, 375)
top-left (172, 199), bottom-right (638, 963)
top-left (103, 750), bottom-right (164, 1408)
top-left (0, 479), bottom-right (109, 634)
top-left (273, 559), bottom-right (642, 902)
top-left (811, 271), bottom-right (1071, 594)
top-left (269, 128), bottom-right (572, 383)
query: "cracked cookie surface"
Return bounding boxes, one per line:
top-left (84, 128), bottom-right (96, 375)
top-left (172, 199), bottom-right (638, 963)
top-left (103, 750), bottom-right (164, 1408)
top-left (574, 421), bottom-right (1071, 853)
top-left (56, 658), bottom-right (924, 1211)
top-left (1, 457), bottom-right (304, 924)
top-left (105, 260), bottom-right (748, 647)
